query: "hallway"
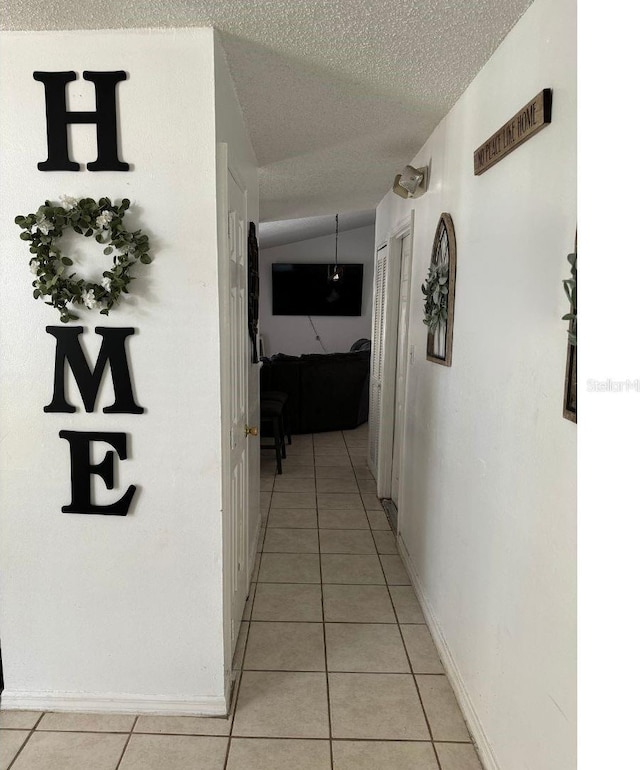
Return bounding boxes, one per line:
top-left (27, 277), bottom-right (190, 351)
top-left (0, 425), bottom-right (483, 770)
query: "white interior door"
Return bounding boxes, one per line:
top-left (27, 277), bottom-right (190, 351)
top-left (391, 234), bottom-right (412, 505)
top-left (369, 214), bottom-right (414, 500)
top-left (226, 166), bottom-right (250, 656)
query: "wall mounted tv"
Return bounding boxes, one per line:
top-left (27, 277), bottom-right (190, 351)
top-left (271, 263), bottom-right (364, 316)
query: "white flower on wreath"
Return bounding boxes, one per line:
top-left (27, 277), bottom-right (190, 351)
top-left (29, 259), bottom-right (39, 275)
top-left (32, 216), bottom-right (54, 235)
top-left (82, 288), bottom-right (98, 309)
top-left (60, 195), bottom-right (78, 211)
top-left (118, 244), bottom-right (136, 258)
top-left (101, 276), bottom-right (112, 292)
top-left (95, 211), bottom-right (114, 229)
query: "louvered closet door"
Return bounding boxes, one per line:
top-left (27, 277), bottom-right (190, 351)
top-left (391, 234), bottom-right (412, 505)
top-left (369, 243), bottom-right (389, 475)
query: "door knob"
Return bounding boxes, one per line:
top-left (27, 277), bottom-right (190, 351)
top-left (245, 425), bottom-right (258, 437)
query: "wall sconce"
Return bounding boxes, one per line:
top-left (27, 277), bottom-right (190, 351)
top-left (393, 164), bottom-right (428, 199)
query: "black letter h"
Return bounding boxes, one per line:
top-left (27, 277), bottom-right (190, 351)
top-left (33, 70), bottom-right (129, 171)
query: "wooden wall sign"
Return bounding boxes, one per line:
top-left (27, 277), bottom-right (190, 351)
top-left (473, 89), bottom-right (552, 175)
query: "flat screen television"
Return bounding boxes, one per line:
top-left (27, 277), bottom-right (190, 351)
top-left (272, 263), bottom-right (363, 316)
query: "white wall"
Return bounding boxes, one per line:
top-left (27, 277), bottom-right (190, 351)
top-left (259, 224), bottom-right (374, 356)
top-left (0, 28), bottom-right (255, 715)
top-left (375, 0), bottom-right (576, 768)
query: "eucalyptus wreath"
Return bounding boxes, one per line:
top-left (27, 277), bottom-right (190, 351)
top-left (421, 260), bottom-right (449, 332)
top-left (562, 250), bottom-right (577, 346)
top-left (15, 196), bottom-right (152, 322)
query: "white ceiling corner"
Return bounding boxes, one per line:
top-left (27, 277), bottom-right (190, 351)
top-left (0, 0), bottom-right (534, 237)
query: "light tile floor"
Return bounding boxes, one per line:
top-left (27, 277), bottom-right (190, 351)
top-left (0, 424), bottom-right (483, 769)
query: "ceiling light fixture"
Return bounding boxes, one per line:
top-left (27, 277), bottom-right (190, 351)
top-left (393, 164), bottom-right (428, 199)
top-left (331, 213), bottom-right (341, 281)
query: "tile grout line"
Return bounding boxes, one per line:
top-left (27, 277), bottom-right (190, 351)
top-left (0, 725), bottom-right (470, 743)
top-left (221, 672), bottom-right (239, 769)
top-left (0, 727), bottom-right (457, 740)
top-left (391, 586), bottom-right (446, 770)
top-left (349, 436), bottom-right (430, 748)
top-left (221, 464), bottom-right (277, 769)
top-left (314, 432), bottom-right (335, 770)
top-left (247, 619), bottom-right (437, 627)
top-left (5, 711), bottom-right (45, 770)
top-left (240, 664), bottom-right (430, 668)
top-left (348, 438), bottom-right (445, 768)
top-left (222, 615), bottom-right (252, 769)
top-left (216, 734), bottom-right (440, 743)
top-left (222, 458), bottom-right (275, 770)
top-left (369, 517), bottom-right (446, 768)
top-left (250, 455), bottom-right (275, 610)
top-left (256, 580), bottom-right (388, 586)
top-left (114, 714), bottom-right (138, 770)
top-left (222, 640), bottom-right (248, 768)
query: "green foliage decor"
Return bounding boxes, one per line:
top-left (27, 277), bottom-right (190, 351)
top-left (421, 260), bottom-right (449, 332)
top-left (562, 250), bottom-right (577, 346)
top-left (15, 196), bottom-right (152, 322)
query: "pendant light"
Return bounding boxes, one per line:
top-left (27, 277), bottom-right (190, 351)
top-left (331, 213), bottom-right (341, 282)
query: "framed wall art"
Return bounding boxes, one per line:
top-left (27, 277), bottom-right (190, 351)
top-left (248, 221), bottom-right (260, 363)
top-left (562, 237), bottom-right (577, 422)
top-left (423, 213), bottom-right (457, 366)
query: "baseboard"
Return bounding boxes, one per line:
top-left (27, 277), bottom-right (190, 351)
top-left (249, 514), bottom-right (262, 575)
top-left (223, 512), bottom-right (262, 713)
top-left (0, 690), bottom-right (227, 716)
top-left (397, 535), bottom-right (501, 770)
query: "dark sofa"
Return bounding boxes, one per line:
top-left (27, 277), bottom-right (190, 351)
top-left (260, 347), bottom-right (370, 434)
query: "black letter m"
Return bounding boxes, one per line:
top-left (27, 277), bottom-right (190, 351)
top-left (44, 327), bottom-right (143, 414)
top-left (33, 70), bottom-right (129, 171)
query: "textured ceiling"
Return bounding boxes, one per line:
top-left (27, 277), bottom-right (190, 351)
top-left (1, 0), bottom-right (533, 226)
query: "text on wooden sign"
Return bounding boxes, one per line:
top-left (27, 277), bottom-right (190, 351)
top-left (473, 89), bottom-right (552, 175)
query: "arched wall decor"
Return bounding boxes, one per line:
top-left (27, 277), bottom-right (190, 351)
top-left (247, 221), bottom-right (260, 363)
top-left (424, 213), bottom-right (457, 366)
top-left (562, 233), bottom-right (577, 422)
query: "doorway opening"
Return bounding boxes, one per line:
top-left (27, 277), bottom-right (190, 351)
top-left (368, 214), bottom-right (414, 535)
